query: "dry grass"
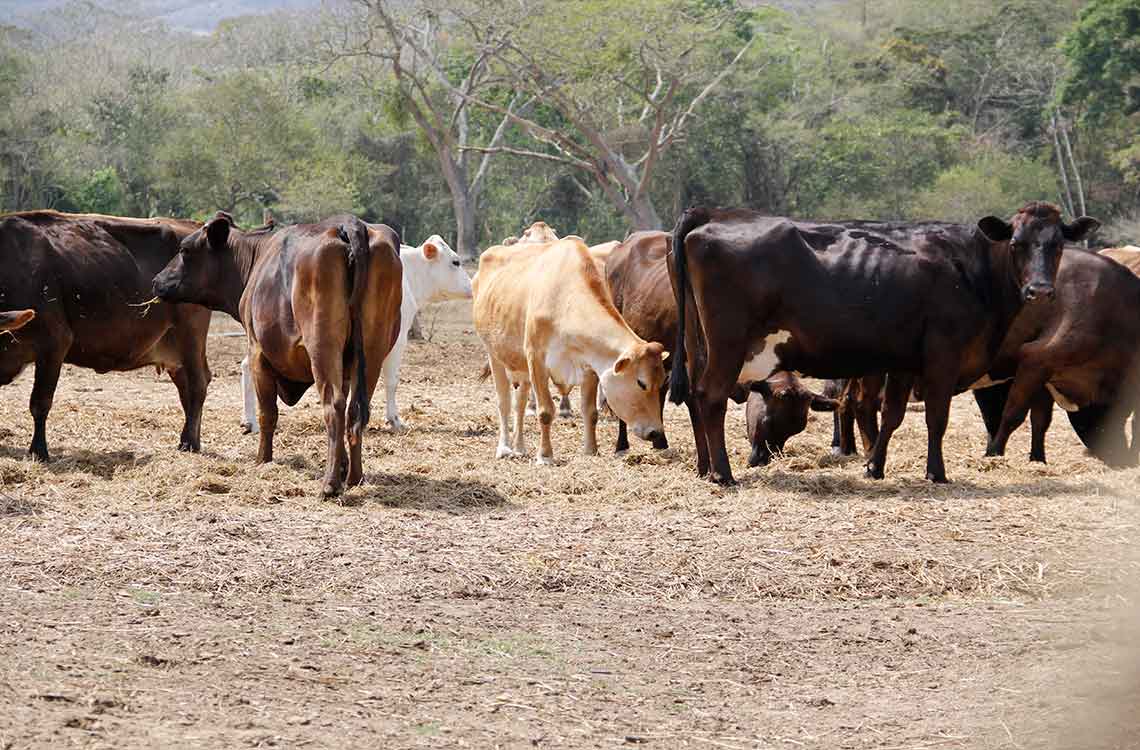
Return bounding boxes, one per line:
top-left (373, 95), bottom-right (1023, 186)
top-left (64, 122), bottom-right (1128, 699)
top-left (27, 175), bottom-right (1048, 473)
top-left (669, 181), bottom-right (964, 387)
top-left (2, 301), bottom-right (1139, 749)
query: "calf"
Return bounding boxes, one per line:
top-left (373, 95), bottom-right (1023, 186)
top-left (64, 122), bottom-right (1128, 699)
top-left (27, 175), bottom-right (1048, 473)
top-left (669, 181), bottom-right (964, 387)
top-left (153, 212), bottom-right (402, 497)
top-left (473, 237), bottom-right (667, 463)
top-left (0, 211), bottom-right (210, 461)
top-left (0, 309), bottom-right (35, 333)
top-left (743, 373), bottom-right (838, 467)
top-left (240, 233), bottom-right (470, 433)
top-left (668, 203), bottom-right (1098, 484)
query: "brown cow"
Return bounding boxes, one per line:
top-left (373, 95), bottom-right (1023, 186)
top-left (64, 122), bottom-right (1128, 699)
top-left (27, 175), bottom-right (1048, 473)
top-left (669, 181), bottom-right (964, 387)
top-left (669, 203), bottom-right (1099, 484)
top-left (0, 211), bottom-right (210, 461)
top-left (972, 243), bottom-right (1140, 465)
top-left (152, 212), bottom-right (402, 497)
top-left (0, 309), bottom-right (35, 333)
top-left (742, 373), bottom-right (839, 466)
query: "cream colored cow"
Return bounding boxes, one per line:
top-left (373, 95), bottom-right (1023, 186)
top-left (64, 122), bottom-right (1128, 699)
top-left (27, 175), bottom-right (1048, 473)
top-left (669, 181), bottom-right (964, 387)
top-left (473, 236), bottom-right (668, 463)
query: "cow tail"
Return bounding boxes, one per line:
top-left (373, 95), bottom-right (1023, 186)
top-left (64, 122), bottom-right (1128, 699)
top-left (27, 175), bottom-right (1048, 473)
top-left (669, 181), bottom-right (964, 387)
top-left (338, 218), bottom-right (372, 436)
top-left (668, 207), bottom-right (711, 405)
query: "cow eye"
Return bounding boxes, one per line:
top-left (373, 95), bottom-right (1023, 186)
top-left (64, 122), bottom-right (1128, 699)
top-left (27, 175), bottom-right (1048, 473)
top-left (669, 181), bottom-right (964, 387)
top-left (637, 379), bottom-right (647, 390)
top-left (452, 260), bottom-right (461, 267)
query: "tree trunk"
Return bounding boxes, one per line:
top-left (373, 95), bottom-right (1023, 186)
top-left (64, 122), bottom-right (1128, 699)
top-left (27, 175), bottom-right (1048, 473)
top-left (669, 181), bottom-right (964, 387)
top-left (453, 188), bottom-right (479, 259)
top-left (629, 190), bottom-right (663, 231)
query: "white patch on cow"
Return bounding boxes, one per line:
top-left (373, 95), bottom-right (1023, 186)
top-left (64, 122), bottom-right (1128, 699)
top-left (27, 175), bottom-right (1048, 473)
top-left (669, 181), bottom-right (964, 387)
top-left (1046, 383), bottom-right (1081, 412)
top-left (737, 330), bottom-right (792, 384)
top-left (545, 342), bottom-right (582, 387)
top-left (968, 375), bottom-right (1012, 391)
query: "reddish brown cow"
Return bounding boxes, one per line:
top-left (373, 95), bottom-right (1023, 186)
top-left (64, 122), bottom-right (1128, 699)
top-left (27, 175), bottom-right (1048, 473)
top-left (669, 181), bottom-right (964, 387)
top-left (153, 213), bottom-right (403, 497)
top-left (0, 211), bottom-right (210, 461)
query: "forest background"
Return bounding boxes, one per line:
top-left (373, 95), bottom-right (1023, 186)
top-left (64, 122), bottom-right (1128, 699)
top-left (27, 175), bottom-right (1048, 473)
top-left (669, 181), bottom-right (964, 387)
top-left (1, 0), bottom-right (1136, 256)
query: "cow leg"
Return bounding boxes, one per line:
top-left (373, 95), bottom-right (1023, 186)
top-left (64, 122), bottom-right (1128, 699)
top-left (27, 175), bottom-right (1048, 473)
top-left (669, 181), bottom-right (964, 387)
top-left (1028, 388), bottom-right (1054, 463)
top-left (920, 376), bottom-right (955, 484)
top-left (1068, 403), bottom-right (1133, 467)
top-left (314, 363), bottom-right (349, 498)
top-left (240, 355), bottom-right (258, 434)
top-left (615, 419), bottom-right (630, 454)
top-left (972, 381), bottom-right (1012, 442)
top-left (513, 380), bottom-right (532, 457)
top-left (488, 358), bottom-right (515, 459)
top-left (251, 353), bottom-right (279, 464)
top-left (652, 386), bottom-right (669, 450)
top-left (170, 366), bottom-right (208, 453)
top-left (28, 347), bottom-right (67, 462)
top-left (579, 370), bottom-right (599, 456)
top-left (559, 385), bottom-right (574, 419)
top-left (525, 390), bottom-right (537, 417)
top-left (686, 396), bottom-right (711, 477)
top-left (854, 375), bottom-right (883, 455)
top-left (381, 324), bottom-right (409, 432)
top-left (865, 373), bottom-right (913, 480)
top-left (529, 363), bottom-right (556, 465)
top-left (986, 371), bottom-right (1051, 458)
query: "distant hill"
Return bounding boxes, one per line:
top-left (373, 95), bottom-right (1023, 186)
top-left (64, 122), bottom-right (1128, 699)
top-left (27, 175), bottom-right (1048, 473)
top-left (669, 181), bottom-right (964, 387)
top-left (0, 0), bottom-right (320, 33)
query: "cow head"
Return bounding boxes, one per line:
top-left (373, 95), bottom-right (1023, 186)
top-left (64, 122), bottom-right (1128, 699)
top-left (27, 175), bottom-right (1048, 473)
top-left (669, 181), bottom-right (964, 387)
top-left (152, 211), bottom-right (244, 319)
top-left (978, 202), bottom-right (1099, 303)
top-left (408, 235), bottom-right (472, 303)
top-left (745, 376), bottom-right (838, 467)
top-left (519, 221), bottom-right (559, 244)
top-left (600, 341), bottom-right (669, 443)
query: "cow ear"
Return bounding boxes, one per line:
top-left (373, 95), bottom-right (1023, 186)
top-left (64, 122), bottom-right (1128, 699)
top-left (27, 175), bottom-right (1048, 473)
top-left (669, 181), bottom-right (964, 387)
top-left (422, 241), bottom-right (439, 260)
top-left (613, 355), bottom-right (631, 374)
top-left (977, 216), bottom-right (1013, 242)
top-left (810, 394), bottom-right (840, 412)
top-left (206, 216), bottom-right (230, 251)
top-left (750, 379), bottom-right (774, 399)
top-left (1062, 216), bottom-right (1100, 242)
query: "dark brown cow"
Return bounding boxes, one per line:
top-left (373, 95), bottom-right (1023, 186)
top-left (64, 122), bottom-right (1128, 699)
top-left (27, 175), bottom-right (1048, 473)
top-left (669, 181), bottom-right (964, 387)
top-left (668, 203), bottom-right (1099, 484)
top-left (742, 373), bottom-right (838, 467)
top-left (0, 211), bottom-right (210, 461)
top-left (0, 309), bottom-right (35, 333)
top-left (971, 244), bottom-right (1140, 465)
top-left (152, 212), bottom-right (403, 497)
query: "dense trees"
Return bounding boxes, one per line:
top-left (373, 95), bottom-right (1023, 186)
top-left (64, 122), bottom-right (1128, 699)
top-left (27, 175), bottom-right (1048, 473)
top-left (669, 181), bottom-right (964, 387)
top-left (0, 0), bottom-right (1135, 247)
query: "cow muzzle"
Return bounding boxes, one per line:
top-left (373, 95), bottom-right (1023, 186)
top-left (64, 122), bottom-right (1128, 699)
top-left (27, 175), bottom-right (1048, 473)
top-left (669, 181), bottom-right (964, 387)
top-left (1021, 282), bottom-right (1056, 303)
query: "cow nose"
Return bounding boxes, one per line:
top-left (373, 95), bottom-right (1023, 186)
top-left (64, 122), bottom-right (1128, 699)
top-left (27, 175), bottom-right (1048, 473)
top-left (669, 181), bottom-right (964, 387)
top-left (1022, 283), bottom-right (1055, 302)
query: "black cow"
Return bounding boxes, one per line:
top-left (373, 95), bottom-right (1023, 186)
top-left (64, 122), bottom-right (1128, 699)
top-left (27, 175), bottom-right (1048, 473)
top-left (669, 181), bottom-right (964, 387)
top-left (667, 202), bottom-right (1099, 484)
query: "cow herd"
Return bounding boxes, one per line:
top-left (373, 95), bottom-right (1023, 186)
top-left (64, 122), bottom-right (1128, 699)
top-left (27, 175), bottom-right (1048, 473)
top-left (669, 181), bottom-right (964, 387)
top-left (0, 202), bottom-right (1137, 496)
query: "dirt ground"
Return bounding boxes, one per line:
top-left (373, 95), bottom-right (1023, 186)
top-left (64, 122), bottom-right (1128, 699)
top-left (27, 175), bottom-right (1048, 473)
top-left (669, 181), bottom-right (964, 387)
top-left (2, 301), bottom-right (1139, 749)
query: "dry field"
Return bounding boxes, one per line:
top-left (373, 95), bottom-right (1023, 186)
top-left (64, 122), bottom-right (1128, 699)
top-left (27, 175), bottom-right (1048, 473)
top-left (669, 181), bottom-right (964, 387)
top-left (2, 301), bottom-right (1139, 749)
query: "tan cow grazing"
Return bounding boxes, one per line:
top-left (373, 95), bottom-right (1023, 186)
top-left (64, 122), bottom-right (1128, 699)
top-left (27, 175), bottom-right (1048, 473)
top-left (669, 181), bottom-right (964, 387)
top-left (473, 237), bottom-right (668, 463)
top-left (1100, 245), bottom-right (1140, 273)
top-left (153, 212), bottom-right (403, 497)
top-left (0, 310), bottom-right (35, 333)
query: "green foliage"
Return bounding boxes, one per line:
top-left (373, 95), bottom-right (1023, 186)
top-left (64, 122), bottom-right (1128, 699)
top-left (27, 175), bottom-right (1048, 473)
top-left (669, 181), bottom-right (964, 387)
top-left (69, 167), bottom-right (125, 214)
top-left (910, 149), bottom-right (1058, 223)
top-left (1061, 0), bottom-right (1140, 122)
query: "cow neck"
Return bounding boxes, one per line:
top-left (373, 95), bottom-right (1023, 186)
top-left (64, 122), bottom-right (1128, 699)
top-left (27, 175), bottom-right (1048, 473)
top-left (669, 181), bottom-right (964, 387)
top-left (225, 228), bottom-right (273, 318)
top-left (398, 255), bottom-right (430, 314)
top-left (982, 233), bottom-right (1025, 330)
top-left (580, 321), bottom-right (642, 379)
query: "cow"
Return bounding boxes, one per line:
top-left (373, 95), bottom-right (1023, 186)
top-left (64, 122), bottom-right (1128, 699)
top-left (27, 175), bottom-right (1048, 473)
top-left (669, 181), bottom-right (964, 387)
top-left (742, 373), bottom-right (839, 467)
top-left (0, 211), bottom-right (210, 462)
top-left (668, 203), bottom-right (1099, 484)
top-left (971, 243), bottom-right (1140, 465)
top-left (0, 309), bottom-right (35, 333)
top-left (239, 233), bottom-right (470, 434)
top-left (152, 212), bottom-right (403, 497)
top-left (825, 376), bottom-right (883, 457)
top-left (472, 236), bottom-right (668, 463)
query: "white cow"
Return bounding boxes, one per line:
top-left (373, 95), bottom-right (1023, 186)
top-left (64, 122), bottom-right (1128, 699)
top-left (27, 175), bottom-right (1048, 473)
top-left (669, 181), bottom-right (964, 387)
top-left (240, 234), bottom-right (472, 433)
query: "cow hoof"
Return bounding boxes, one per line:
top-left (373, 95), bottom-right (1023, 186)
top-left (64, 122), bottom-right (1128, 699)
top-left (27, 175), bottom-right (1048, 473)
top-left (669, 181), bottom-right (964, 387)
top-left (495, 446), bottom-right (517, 459)
top-left (29, 450), bottom-right (50, 464)
top-left (321, 481), bottom-right (343, 498)
top-left (926, 472), bottom-right (949, 484)
top-left (559, 409), bottom-right (574, 419)
top-left (651, 436), bottom-right (669, 451)
top-left (614, 448), bottom-right (629, 457)
top-left (864, 465), bottom-right (884, 480)
top-left (240, 421), bottom-right (255, 435)
top-left (1029, 453), bottom-right (1046, 464)
top-left (535, 455), bottom-right (553, 466)
top-left (177, 441), bottom-right (200, 453)
top-left (830, 446), bottom-right (843, 457)
top-left (525, 407), bottom-right (537, 417)
top-left (386, 418), bottom-right (409, 433)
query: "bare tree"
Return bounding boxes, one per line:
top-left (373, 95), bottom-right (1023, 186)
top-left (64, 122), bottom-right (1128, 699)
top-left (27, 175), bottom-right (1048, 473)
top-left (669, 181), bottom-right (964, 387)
top-left (326, 0), bottom-right (529, 257)
top-left (451, 1), bottom-right (758, 231)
